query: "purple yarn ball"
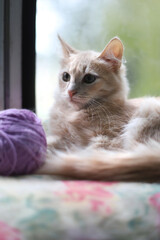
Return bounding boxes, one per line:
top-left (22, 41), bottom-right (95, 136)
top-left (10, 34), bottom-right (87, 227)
top-left (0, 109), bottom-right (47, 176)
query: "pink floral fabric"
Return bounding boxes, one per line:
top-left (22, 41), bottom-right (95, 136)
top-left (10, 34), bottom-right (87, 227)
top-left (0, 222), bottom-right (21, 240)
top-left (0, 176), bottom-right (160, 240)
top-left (61, 181), bottom-right (114, 213)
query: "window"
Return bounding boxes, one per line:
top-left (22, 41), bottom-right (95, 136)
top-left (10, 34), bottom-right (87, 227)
top-left (36, 0), bottom-right (160, 121)
top-left (1, 1), bottom-right (160, 117)
top-left (0, 0), bottom-right (36, 111)
top-left (0, 0), bottom-right (4, 109)
top-left (0, 0), bottom-right (23, 109)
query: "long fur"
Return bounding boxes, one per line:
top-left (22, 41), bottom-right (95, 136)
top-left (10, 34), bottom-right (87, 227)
top-left (37, 142), bottom-right (160, 182)
top-left (36, 37), bottom-right (160, 182)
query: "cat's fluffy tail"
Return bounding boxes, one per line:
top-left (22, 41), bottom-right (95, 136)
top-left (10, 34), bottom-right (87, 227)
top-left (36, 140), bottom-right (160, 182)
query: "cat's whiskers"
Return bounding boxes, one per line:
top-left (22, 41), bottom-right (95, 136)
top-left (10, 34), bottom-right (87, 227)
top-left (89, 103), bottom-right (102, 132)
top-left (80, 97), bottom-right (109, 133)
top-left (93, 103), bottom-right (104, 132)
top-left (90, 98), bottom-right (112, 133)
top-left (61, 93), bottom-right (111, 133)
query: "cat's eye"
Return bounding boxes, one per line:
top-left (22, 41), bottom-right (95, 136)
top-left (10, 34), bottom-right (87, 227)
top-left (83, 74), bottom-right (97, 84)
top-left (62, 72), bottom-right (70, 82)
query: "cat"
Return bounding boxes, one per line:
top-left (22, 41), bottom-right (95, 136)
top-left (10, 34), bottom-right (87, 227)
top-left (36, 35), bottom-right (160, 182)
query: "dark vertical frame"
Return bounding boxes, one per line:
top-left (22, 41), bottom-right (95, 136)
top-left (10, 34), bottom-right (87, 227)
top-left (0, 0), bottom-right (4, 109)
top-left (22, 0), bottom-right (36, 110)
top-left (3, 0), bottom-right (22, 109)
top-left (3, 0), bottom-right (10, 109)
top-left (0, 0), bottom-right (36, 110)
top-left (9, 0), bottom-right (22, 109)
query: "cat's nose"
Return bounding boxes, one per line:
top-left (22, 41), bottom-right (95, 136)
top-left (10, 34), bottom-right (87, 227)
top-left (68, 90), bottom-right (77, 99)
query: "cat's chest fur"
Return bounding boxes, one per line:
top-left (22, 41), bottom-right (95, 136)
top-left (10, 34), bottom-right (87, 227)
top-left (49, 101), bottom-right (134, 150)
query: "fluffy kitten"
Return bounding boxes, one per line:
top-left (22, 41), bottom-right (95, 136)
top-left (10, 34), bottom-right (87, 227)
top-left (36, 36), bottom-right (160, 182)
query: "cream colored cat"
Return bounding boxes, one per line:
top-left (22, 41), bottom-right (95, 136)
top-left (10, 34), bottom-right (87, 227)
top-left (36, 36), bottom-right (160, 182)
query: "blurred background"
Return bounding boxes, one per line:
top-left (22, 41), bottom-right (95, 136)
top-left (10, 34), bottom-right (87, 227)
top-left (36, 0), bottom-right (160, 120)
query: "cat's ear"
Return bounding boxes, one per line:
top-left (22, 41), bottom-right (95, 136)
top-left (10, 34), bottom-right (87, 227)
top-left (98, 37), bottom-right (123, 70)
top-left (58, 35), bottom-right (77, 58)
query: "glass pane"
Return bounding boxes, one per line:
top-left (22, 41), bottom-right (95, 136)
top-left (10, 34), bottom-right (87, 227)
top-left (36, 0), bottom-right (160, 120)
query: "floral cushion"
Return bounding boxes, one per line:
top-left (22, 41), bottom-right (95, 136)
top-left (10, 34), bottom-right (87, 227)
top-left (0, 176), bottom-right (160, 240)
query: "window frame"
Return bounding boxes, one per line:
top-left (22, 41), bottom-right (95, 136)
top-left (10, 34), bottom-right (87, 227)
top-left (0, 0), bottom-right (36, 110)
top-left (0, 0), bottom-right (5, 109)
